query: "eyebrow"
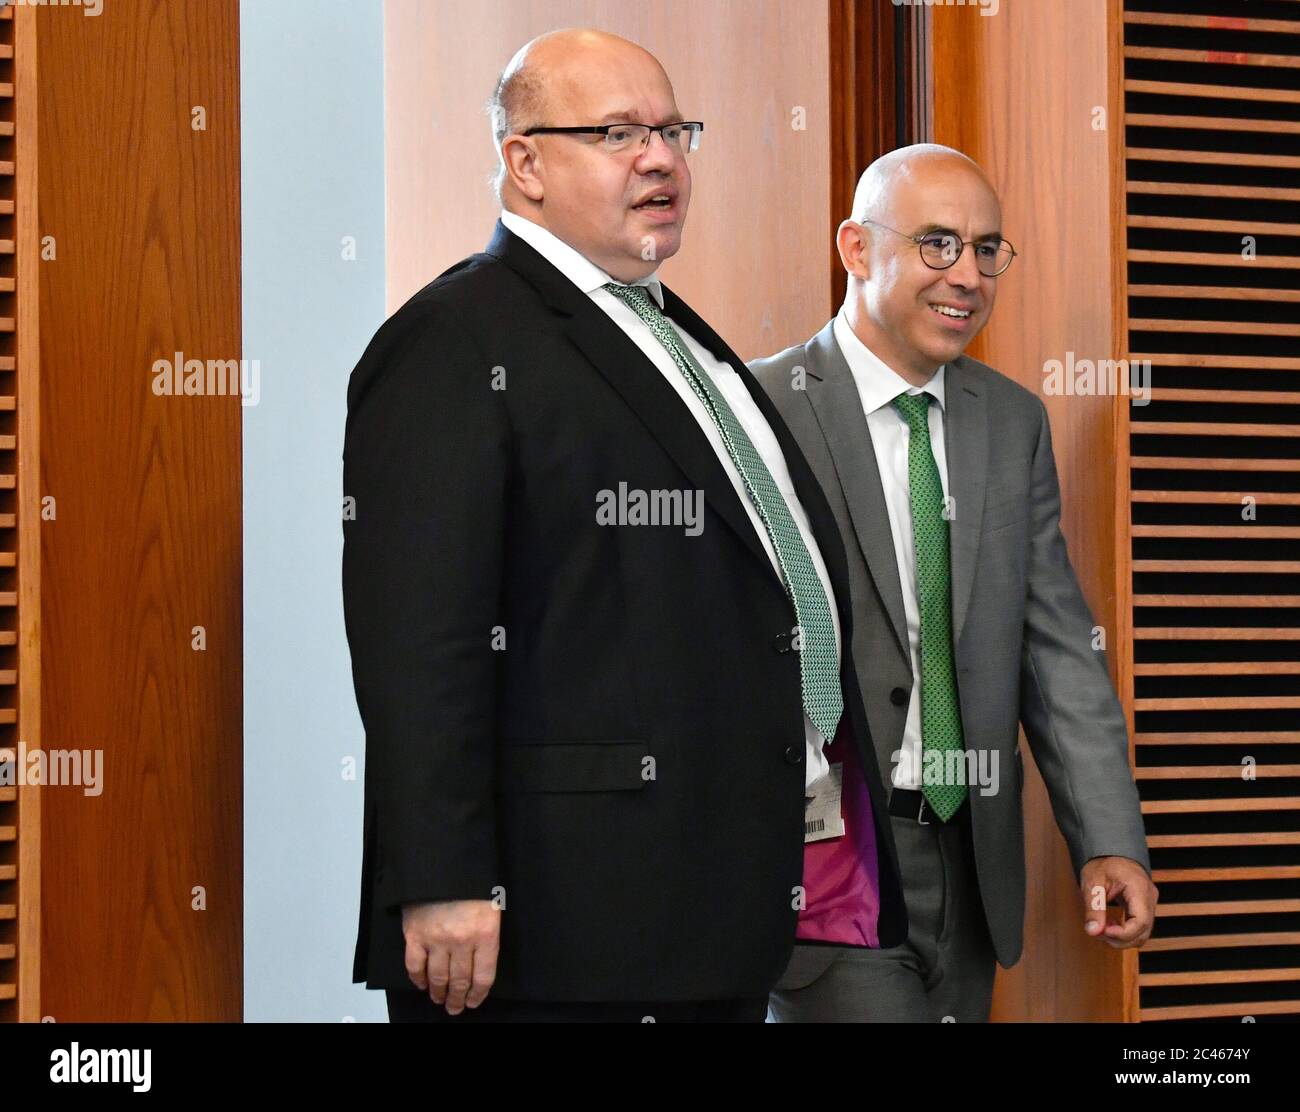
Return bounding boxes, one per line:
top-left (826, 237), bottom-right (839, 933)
top-left (915, 222), bottom-right (1003, 241)
top-left (597, 109), bottom-right (686, 126)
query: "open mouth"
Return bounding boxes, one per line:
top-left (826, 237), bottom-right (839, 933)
top-left (634, 194), bottom-right (675, 210)
top-left (930, 303), bottom-right (973, 320)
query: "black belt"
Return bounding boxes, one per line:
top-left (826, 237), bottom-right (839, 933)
top-left (888, 787), bottom-right (968, 825)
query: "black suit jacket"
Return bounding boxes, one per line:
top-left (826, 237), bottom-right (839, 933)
top-left (341, 220), bottom-right (907, 1000)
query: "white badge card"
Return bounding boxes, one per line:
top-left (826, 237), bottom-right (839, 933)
top-left (804, 762), bottom-right (845, 843)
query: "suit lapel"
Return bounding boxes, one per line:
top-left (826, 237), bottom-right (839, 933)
top-left (802, 322), bottom-right (910, 662)
top-left (801, 327), bottom-right (990, 657)
top-left (483, 221), bottom-right (778, 585)
top-left (942, 356), bottom-right (988, 649)
top-left (663, 288), bottom-right (858, 631)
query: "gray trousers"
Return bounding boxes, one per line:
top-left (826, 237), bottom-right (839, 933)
top-left (768, 802), bottom-right (997, 1022)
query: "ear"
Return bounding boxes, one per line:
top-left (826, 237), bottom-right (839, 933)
top-left (502, 135), bottom-right (545, 202)
top-left (836, 219), bottom-right (870, 280)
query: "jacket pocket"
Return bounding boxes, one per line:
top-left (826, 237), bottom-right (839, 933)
top-left (498, 739), bottom-right (651, 793)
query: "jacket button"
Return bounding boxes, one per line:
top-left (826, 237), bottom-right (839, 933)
top-left (772, 631), bottom-right (793, 654)
top-left (784, 744), bottom-right (803, 765)
top-left (890, 686), bottom-right (908, 706)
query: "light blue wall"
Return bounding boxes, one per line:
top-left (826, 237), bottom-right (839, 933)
top-left (241, 0), bottom-right (386, 1021)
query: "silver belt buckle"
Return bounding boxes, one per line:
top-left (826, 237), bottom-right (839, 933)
top-left (917, 795), bottom-right (930, 825)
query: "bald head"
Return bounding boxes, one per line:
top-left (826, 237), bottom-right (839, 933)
top-left (849, 143), bottom-right (996, 226)
top-left (489, 29), bottom-right (669, 200)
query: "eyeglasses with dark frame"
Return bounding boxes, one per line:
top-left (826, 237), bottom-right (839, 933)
top-left (522, 121), bottom-right (704, 155)
top-left (858, 217), bottom-right (1017, 277)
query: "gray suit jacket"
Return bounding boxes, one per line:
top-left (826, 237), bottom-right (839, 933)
top-left (750, 320), bottom-right (1150, 967)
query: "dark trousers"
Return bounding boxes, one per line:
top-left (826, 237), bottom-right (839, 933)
top-left (769, 799), bottom-right (996, 1022)
top-left (386, 988), bottom-right (769, 1023)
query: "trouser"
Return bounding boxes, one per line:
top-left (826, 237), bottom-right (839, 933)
top-left (768, 795), bottom-right (997, 1022)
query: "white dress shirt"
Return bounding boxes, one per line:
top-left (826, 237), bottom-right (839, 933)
top-left (500, 209), bottom-right (842, 787)
top-left (832, 308), bottom-right (951, 791)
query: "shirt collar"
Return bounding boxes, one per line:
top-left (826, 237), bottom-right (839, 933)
top-left (832, 307), bottom-right (946, 415)
top-left (500, 209), bottom-right (665, 308)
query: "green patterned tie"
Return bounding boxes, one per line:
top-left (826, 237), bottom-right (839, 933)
top-left (604, 282), bottom-right (842, 743)
top-left (892, 391), bottom-right (967, 821)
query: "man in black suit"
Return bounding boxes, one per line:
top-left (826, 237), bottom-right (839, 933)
top-left (342, 28), bottom-right (906, 1023)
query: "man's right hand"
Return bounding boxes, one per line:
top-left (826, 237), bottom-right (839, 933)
top-left (401, 900), bottom-right (501, 1014)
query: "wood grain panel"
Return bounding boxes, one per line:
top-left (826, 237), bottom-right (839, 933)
top-left (932, 0), bottom-right (1128, 1022)
top-left (13, 0), bottom-right (39, 1026)
top-left (384, 0), bottom-right (833, 361)
top-left (35, 0), bottom-right (241, 1021)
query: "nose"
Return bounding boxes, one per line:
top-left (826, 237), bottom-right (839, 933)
top-left (635, 128), bottom-right (678, 173)
top-left (945, 242), bottom-right (982, 289)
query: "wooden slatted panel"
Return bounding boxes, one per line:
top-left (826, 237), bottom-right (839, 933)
top-left (0, 2), bottom-right (17, 1025)
top-left (1124, 0), bottom-right (1300, 1025)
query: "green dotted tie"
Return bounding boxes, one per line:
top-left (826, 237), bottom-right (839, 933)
top-left (604, 282), bottom-right (842, 743)
top-left (892, 392), bottom-right (967, 821)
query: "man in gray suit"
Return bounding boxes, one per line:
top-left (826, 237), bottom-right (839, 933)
top-left (751, 144), bottom-right (1157, 1022)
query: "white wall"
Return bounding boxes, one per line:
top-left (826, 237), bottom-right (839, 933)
top-left (241, 0), bottom-right (387, 1021)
